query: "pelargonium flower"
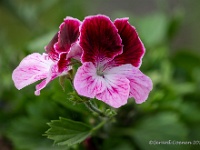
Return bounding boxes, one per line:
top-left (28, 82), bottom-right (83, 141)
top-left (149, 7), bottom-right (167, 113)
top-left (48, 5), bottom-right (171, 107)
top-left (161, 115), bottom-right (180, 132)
top-left (74, 15), bottom-right (153, 108)
top-left (12, 17), bottom-right (82, 95)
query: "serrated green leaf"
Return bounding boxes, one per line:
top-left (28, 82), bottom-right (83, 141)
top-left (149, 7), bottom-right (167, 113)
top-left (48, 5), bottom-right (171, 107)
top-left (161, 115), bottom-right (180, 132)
top-left (45, 117), bottom-right (92, 146)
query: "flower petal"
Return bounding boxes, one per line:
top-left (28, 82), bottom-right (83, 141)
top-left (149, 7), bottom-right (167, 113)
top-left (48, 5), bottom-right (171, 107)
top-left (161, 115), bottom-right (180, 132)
top-left (34, 64), bottom-right (58, 95)
top-left (96, 73), bottom-right (130, 108)
top-left (107, 64), bottom-right (153, 104)
top-left (80, 15), bottom-right (123, 64)
top-left (54, 17), bottom-right (81, 53)
top-left (67, 43), bottom-right (83, 60)
top-left (12, 53), bottom-right (53, 90)
top-left (74, 62), bottom-right (130, 108)
top-left (57, 52), bottom-right (70, 73)
top-left (128, 71), bottom-right (153, 104)
top-left (74, 62), bottom-right (106, 98)
top-left (113, 18), bottom-right (145, 68)
top-left (45, 32), bottom-right (59, 60)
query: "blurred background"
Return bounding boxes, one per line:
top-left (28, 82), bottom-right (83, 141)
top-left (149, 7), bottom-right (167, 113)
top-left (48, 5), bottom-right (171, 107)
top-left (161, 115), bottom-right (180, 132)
top-left (0, 0), bottom-right (200, 150)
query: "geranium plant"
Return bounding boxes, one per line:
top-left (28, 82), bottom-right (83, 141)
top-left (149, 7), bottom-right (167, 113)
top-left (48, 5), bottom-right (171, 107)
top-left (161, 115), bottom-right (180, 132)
top-left (12, 14), bottom-right (153, 146)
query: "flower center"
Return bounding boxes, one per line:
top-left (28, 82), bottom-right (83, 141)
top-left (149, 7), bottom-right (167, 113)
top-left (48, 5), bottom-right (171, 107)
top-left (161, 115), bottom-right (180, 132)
top-left (96, 67), bottom-right (104, 77)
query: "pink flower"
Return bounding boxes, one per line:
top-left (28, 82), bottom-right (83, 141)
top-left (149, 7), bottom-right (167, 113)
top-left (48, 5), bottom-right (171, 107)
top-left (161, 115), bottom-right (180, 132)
top-left (12, 17), bottom-right (82, 95)
top-left (74, 15), bottom-right (153, 108)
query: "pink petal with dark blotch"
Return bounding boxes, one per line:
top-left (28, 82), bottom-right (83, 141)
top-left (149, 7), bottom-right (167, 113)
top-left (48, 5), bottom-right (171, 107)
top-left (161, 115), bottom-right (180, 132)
top-left (35, 53), bottom-right (73, 95)
top-left (45, 32), bottom-right (59, 60)
top-left (74, 62), bottom-right (130, 108)
top-left (113, 18), bottom-right (145, 68)
top-left (80, 15), bottom-right (123, 65)
top-left (54, 17), bottom-right (81, 54)
top-left (12, 53), bottom-right (53, 90)
top-left (107, 64), bottom-right (152, 104)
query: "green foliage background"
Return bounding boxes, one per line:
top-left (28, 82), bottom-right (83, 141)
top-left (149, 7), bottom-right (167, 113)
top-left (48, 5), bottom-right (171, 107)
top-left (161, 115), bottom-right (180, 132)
top-left (0, 0), bottom-right (200, 150)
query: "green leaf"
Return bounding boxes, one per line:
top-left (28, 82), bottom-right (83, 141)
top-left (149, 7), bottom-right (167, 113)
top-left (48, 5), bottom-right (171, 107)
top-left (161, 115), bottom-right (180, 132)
top-left (7, 117), bottom-right (65, 150)
top-left (6, 99), bottom-right (68, 150)
top-left (45, 117), bottom-right (92, 146)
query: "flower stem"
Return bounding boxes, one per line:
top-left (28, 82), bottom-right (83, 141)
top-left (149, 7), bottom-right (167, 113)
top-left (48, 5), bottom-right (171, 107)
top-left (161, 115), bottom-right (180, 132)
top-left (92, 119), bottom-right (107, 131)
top-left (84, 100), bottom-right (107, 118)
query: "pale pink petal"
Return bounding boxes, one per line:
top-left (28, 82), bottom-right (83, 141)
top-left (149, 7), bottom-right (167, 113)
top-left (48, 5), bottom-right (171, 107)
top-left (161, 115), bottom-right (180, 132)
top-left (12, 53), bottom-right (53, 90)
top-left (96, 73), bottom-right (130, 108)
top-left (74, 62), bottom-right (130, 108)
top-left (34, 63), bottom-right (58, 95)
top-left (108, 64), bottom-right (153, 104)
top-left (74, 62), bottom-right (106, 98)
top-left (35, 56), bottom-right (72, 95)
top-left (128, 71), bottom-right (153, 104)
top-left (35, 79), bottom-right (48, 96)
top-left (105, 63), bottom-right (134, 76)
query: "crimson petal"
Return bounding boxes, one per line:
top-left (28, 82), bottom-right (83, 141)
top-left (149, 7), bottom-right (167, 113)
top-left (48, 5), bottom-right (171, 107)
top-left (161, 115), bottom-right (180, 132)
top-left (45, 32), bottom-right (59, 60)
top-left (57, 52), bottom-right (70, 73)
top-left (54, 17), bottom-right (81, 53)
top-left (80, 15), bottom-right (123, 65)
top-left (113, 18), bottom-right (145, 68)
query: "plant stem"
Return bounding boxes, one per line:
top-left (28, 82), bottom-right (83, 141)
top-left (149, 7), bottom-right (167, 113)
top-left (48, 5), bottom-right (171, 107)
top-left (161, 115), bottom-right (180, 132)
top-left (84, 100), bottom-right (107, 118)
top-left (92, 119), bottom-right (107, 131)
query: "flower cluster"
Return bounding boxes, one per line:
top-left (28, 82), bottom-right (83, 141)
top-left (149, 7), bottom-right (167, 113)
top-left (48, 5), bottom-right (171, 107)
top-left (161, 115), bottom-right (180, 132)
top-left (12, 15), bottom-right (153, 108)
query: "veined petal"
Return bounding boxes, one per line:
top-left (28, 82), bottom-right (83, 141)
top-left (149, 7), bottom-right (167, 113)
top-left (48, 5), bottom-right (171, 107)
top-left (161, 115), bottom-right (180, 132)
top-left (107, 64), bottom-right (153, 104)
top-left (12, 53), bottom-right (53, 90)
top-left (74, 62), bottom-right (130, 108)
top-left (80, 15), bottom-right (123, 64)
top-left (74, 62), bottom-right (106, 98)
top-left (35, 64), bottom-right (58, 95)
top-left (35, 53), bottom-right (72, 95)
top-left (113, 18), bottom-right (145, 68)
top-left (96, 74), bottom-right (130, 108)
top-left (128, 71), bottom-right (153, 104)
top-left (45, 32), bottom-right (59, 60)
top-left (54, 17), bottom-right (81, 53)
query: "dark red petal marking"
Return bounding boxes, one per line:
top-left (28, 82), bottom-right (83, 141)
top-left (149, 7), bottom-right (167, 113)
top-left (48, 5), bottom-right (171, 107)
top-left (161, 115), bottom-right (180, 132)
top-left (80, 15), bottom-right (123, 65)
top-left (55, 17), bottom-right (81, 54)
top-left (45, 32), bottom-right (59, 60)
top-left (113, 18), bottom-right (145, 68)
top-left (57, 52), bottom-right (70, 73)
